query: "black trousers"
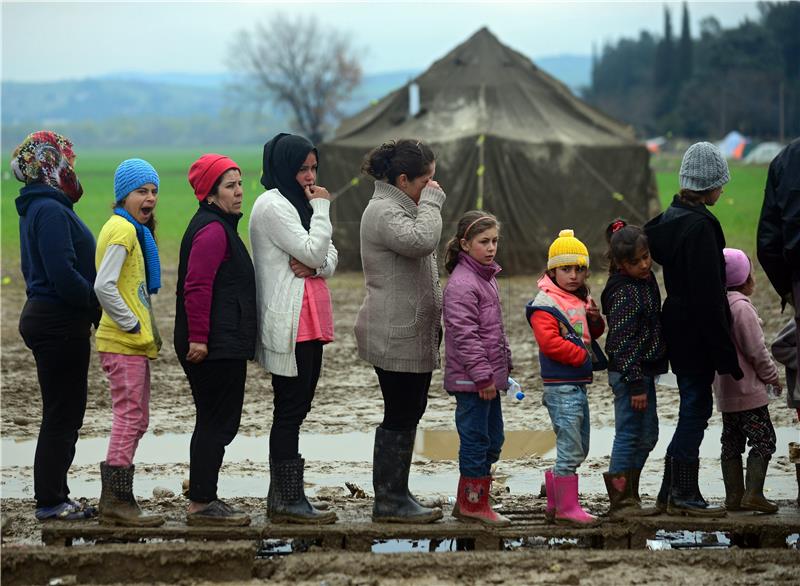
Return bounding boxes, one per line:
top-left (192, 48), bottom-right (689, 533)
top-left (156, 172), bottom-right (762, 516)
top-left (375, 367), bottom-right (432, 431)
top-left (270, 341), bottom-right (323, 461)
top-left (181, 357), bottom-right (246, 503)
top-left (19, 300), bottom-right (91, 508)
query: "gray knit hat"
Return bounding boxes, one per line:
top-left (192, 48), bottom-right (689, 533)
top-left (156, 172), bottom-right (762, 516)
top-left (679, 142), bottom-right (730, 191)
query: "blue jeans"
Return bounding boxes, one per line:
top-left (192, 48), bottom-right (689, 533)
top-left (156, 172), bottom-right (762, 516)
top-left (608, 372), bottom-right (659, 473)
top-left (542, 384), bottom-right (590, 476)
top-left (666, 372), bottom-right (715, 462)
top-left (454, 392), bottom-right (504, 478)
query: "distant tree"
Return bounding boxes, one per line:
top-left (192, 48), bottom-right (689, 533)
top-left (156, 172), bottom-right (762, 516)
top-left (654, 6), bottom-right (675, 89)
top-left (230, 14), bottom-right (362, 144)
top-left (677, 2), bottom-right (693, 83)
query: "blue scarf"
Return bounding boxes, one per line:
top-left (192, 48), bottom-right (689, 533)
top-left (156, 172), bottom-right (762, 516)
top-left (114, 207), bottom-right (161, 294)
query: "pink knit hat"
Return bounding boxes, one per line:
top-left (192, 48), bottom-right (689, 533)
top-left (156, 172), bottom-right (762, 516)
top-left (188, 154), bottom-right (239, 201)
top-left (723, 248), bottom-right (751, 288)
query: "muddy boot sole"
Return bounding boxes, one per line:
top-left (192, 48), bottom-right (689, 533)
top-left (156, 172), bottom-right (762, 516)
top-left (740, 499), bottom-right (779, 514)
top-left (270, 511), bottom-right (337, 525)
top-left (554, 516), bottom-right (601, 528)
top-left (372, 509), bottom-right (443, 524)
top-left (452, 509), bottom-right (511, 527)
top-left (666, 504), bottom-right (726, 518)
top-left (100, 514), bottom-right (165, 527)
top-left (187, 514), bottom-right (251, 527)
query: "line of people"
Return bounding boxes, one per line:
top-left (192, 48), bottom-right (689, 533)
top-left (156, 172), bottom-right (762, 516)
top-left (12, 130), bottom-right (799, 528)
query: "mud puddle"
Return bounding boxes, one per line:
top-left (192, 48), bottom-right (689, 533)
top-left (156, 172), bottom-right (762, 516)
top-left (3, 427), bottom-right (798, 500)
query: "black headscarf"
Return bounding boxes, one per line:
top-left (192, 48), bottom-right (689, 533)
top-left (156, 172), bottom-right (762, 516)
top-left (260, 133), bottom-right (317, 231)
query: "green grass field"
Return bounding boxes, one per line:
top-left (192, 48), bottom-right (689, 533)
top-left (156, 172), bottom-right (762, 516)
top-left (1, 148), bottom-right (769, 270)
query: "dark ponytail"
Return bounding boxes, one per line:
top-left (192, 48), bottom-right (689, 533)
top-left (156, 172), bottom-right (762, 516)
top-left (444, 210), bottom-right (500, 273)
top-left (605, 218), bottom-right (648, 275)
top-left (361, 138), bottom-right (435, 185)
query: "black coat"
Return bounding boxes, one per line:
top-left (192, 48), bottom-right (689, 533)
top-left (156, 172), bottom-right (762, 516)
top-left (757, 137), bottom-right (800, 302)
top-left (644, 196), bottom-right (742, 378)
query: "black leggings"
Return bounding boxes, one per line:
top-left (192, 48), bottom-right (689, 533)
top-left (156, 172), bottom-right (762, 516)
top-left (19, 300), bottom-right (91, 508)
top-left (270, 341), bottom-right (323, 461)
top-left (721, 406), bottom-right (777, 461)
top-left (181, 358), bottom-right (246, 503)
top-left (375, 367), bottom-right (432, 431)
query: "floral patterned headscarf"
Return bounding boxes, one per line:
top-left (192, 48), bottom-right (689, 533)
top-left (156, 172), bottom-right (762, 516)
top-left (11, 131), bottom-right (83, 202)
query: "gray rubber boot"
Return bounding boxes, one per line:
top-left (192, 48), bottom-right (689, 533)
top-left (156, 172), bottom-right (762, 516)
top-left (99, 462), bottom-right (164, 527)
top-left (372, 427), bottom-right (443, 523)
top-left (268, 457), bottom-right (337, 524)
top-left (721, 457), bottom-right (744, 511)
top-left (740, 455), bottom-right (778, 514)
top-left (628, 468), bottom-right (660, 516)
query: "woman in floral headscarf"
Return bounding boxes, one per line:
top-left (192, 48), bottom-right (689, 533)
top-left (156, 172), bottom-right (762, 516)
top-left (13, 131), bottom-right (100, 521)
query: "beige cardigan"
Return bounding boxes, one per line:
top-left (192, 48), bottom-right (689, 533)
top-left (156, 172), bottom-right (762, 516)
top-left (354, 181), bottom-right (445, 373)
top-left (249, 189), bottom-right (337, 376)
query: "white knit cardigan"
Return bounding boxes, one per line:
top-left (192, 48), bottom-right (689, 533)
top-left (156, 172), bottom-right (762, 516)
top-left (249, 189), bottom-right (337, 376)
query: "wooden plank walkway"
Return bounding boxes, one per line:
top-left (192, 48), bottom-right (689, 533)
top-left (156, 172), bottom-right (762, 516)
top-left (40, 507), bottom-right (800, 550)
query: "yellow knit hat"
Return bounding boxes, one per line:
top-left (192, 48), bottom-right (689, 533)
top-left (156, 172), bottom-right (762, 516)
top-left (547, 229), bottom-right (589, 269)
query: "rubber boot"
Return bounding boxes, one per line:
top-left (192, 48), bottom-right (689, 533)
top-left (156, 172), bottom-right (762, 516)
top-left (372, 427), bottom-right (442, 523)
top-left (452, 476), bottom-right (510, 526)
top-left (98, 462), bottom-right (164, 527)
top-left (603, 471), bottom-right (639, 518)
top-left (740, 455), bottom-right (778, 514)
top-left (720, 457), bottom-right (744, 511)
top-left (655, 455), bottom-right (671, 513)
top-left (667, 458), bottom-right (725, 518)
top-left (553, 473), bottom-right (599, 527)
top-left (796, 463), bottom-right (800, 507)
top-left (544, 469), bottom-right (555, 524)
top-left (268, 457), bottom-right (337, 524)
top-left (628, 468), bottom-right (660, 516)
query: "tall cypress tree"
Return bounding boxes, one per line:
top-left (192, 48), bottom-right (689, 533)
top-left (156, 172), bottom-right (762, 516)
top-left (678, 1), bottom-right (693, 83)
top-left (654, 6), bottom-right (675, 88)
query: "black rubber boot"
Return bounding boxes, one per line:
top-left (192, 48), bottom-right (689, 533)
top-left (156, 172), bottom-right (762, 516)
top-left (721, 457), bottom-right (744, 511)
top-left (372, 427), bottom-right (443, 523)
top-left (740, 455), bottom-right (778, 514)
top-left (268, 457), bottom-right (337, 524)
top-left (627, 468), bottom-right (660, 516)
top-left (667, 458), bottom-right (726, 517)
top-left (99, 462), bottom-right (164, 527)
top-left (655, 455), bottom-right (671, 512)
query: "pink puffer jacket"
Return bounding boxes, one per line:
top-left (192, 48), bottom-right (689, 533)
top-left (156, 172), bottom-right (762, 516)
top-left (443, 252), bottom-right (512, 392)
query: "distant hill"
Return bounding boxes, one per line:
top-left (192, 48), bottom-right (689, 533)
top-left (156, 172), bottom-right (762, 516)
top-left (1, 57), bottom-right (590, 148)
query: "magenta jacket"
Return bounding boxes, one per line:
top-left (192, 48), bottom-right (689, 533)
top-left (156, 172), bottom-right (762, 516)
top-left (443, 252), bottom-right (512, 392)
top-left (713, 291), bottom-right (780, 413)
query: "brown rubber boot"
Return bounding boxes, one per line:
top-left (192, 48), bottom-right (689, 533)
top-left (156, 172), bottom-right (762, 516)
top-left (720, 457), bottom-right (744, 511)
top-left (603, 472), bottom-right (640, 518)
top-left (740, 455), bottom-right (778, 514)
top-left (99, 462), bottom-right (164, 527)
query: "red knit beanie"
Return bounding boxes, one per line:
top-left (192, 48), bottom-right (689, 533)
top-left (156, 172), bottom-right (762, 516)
top-left (188, 154), bottom-right (240, 201)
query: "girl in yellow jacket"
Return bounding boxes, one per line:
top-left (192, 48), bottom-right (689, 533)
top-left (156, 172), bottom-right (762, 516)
top-left (94, 159), bottom-right (163, 527)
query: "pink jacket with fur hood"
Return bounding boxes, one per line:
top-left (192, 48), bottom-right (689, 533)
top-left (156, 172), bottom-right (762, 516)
top-left (713, 291), bottom-right (780, 413)
top-left (443, 252), bottom-right (512, 392)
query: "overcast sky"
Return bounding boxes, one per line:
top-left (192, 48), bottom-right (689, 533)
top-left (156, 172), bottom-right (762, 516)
top-left (2, 1), bottom-right (760, 82)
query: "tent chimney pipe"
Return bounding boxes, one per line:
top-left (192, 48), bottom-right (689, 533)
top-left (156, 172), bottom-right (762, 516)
top-left (409, 82), bottom-right (420, 117)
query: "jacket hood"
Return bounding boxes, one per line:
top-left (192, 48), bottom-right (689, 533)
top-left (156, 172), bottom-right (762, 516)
top-left (15, 182), bottom-right (72, 217)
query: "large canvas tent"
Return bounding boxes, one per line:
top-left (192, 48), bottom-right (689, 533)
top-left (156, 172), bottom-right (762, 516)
top-left (320, 27), bottom-right (657, 273)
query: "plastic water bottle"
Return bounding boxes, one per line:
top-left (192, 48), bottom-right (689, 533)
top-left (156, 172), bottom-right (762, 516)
top-left (506, 377), bottom-right (525, 401)
top-left (766, 384), bottom-right (781, 401)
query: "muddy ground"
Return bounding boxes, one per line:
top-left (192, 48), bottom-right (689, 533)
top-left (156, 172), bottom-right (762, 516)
top-left (2, 264), bottom-right (799, 583)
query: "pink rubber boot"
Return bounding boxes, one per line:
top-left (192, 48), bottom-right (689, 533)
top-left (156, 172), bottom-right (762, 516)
top-left (553, 473), bottom-right (599, 527)
top-left (544, 469), bottom-right (555, 523)
top-left (452, 476), bottom-right (511, 527)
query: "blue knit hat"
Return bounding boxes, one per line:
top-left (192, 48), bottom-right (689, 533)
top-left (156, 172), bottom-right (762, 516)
top-left (114, 158), bottom-right (159, 202)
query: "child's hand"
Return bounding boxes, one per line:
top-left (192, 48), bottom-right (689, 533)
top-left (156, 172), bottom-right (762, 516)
top-left (478, 383), bottom-right (497, 401)
top-left (630, 393), bottom-right (647, 412)
top-left (586, 300), bottom-right (601, 321)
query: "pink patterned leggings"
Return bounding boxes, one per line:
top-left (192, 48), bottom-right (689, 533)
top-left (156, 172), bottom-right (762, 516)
top-left (99, 352), bottom-right (150, 467)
